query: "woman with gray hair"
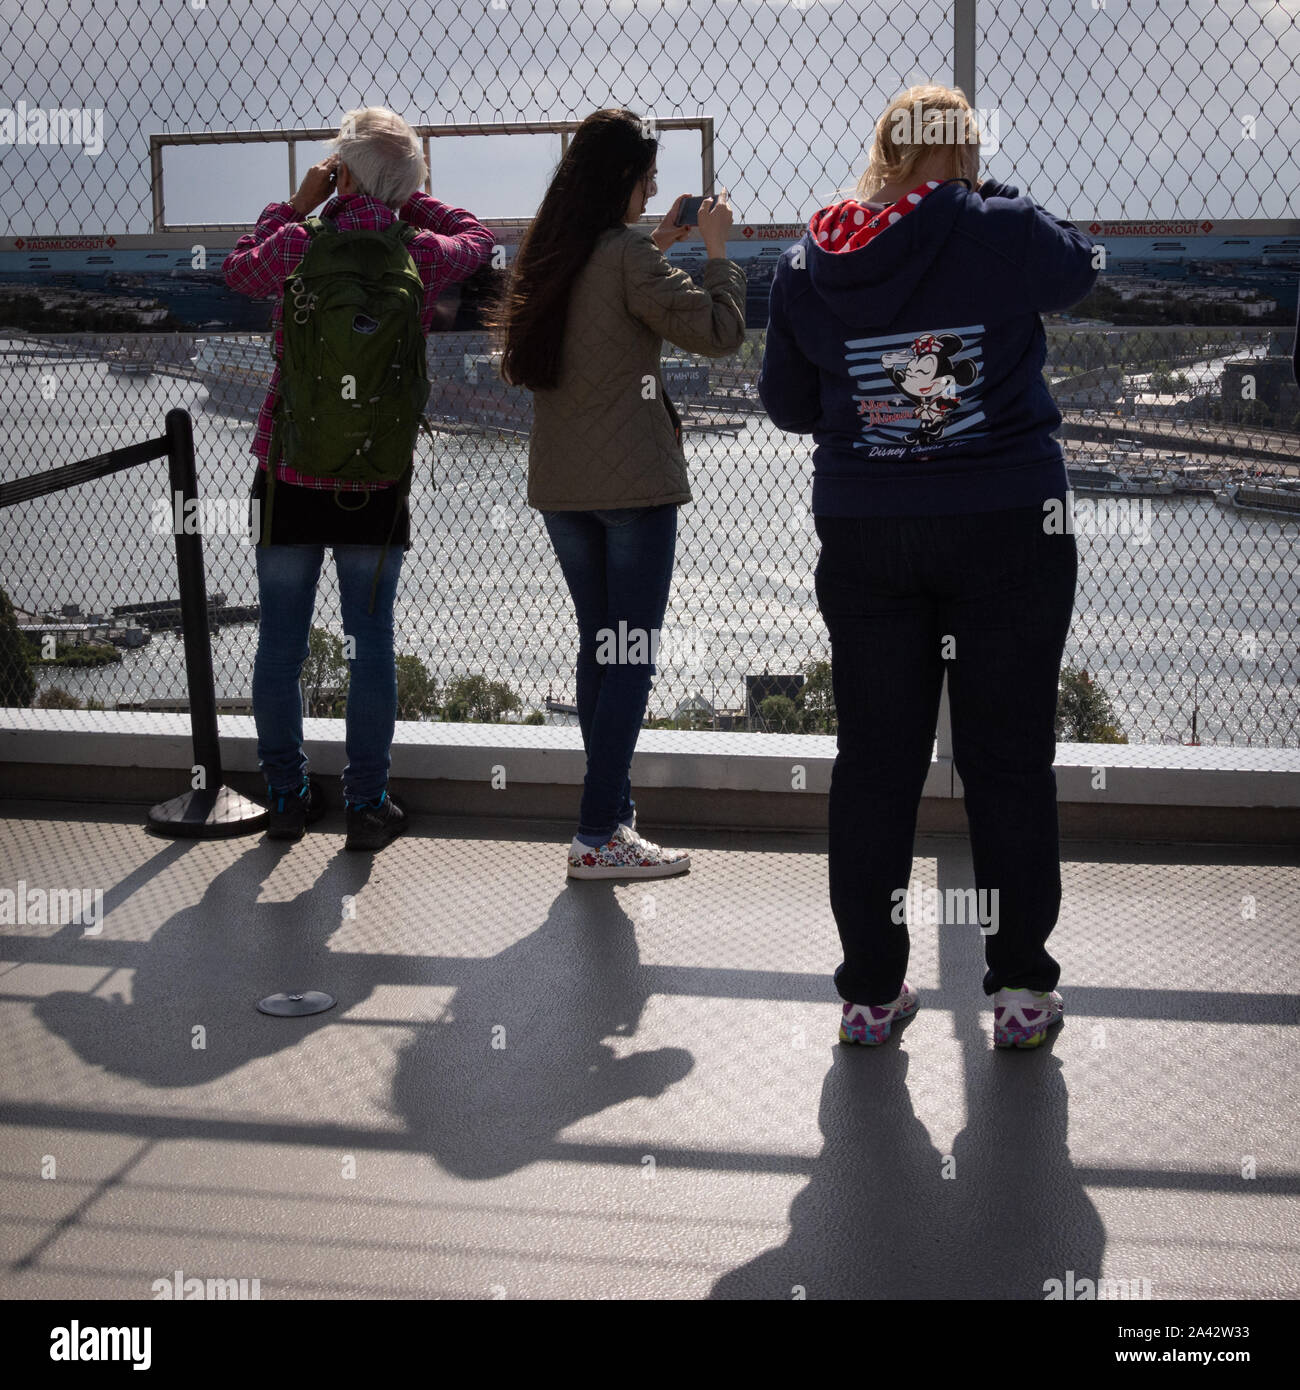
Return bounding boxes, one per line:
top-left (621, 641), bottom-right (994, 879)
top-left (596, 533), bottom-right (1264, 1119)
top-left (224, 106), bottom-right (493, 851)
top-left (330, 107), bottom-right (430, 207)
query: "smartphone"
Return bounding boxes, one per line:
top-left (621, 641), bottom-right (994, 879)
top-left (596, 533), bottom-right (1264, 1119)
top-left (674, 195), bottom-right (707, 227)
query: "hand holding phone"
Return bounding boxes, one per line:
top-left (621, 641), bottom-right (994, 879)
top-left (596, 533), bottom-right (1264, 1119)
top-left (695, 188), bottom-right (734, 255)
top-left (674, 195), bottom-right (706, 227)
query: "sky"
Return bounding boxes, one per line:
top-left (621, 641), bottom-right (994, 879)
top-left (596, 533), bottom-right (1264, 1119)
top-left (1, 0), bottom-right (1297, 235)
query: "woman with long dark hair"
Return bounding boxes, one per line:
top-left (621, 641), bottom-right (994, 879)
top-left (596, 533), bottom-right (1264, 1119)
top-left (760, 84), bottom-right (1097, 1048)
top-left (499, 108), bottom-right (746, 878)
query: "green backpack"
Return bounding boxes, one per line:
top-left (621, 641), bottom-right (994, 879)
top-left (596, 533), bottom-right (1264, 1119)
top-left (265, 217), bottom-right (429, 547)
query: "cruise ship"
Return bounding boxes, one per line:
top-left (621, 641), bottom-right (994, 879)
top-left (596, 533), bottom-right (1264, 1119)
top-left (1260, 239), bottom-right (1300, 268)
top-left (193, 336), bottom-right (273, 413)
top-left (1066, 458), bottom-right (1175, 496)
top-left (744, 245), bottom-right (784, 324)
top-left (1117, 470), bottom-right (1175, 495)
top-left (1215, 482), bottom-right (1300, 519)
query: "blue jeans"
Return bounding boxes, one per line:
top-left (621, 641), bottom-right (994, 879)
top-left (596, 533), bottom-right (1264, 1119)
top-left (814, 506), bottom-right (1078, 1003)
top-left (252, 544), bottom-right (405, 803)
top-left (542, 505), bottom-right (679, 839)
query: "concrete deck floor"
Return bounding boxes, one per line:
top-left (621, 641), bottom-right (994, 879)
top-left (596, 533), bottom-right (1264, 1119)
top-left (1, 800), bottom-right (1297, 1301)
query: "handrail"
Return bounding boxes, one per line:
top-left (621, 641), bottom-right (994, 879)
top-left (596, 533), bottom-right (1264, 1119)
top-left (0, 409), bottom-right (266, 838)
top-left (148, 118), bottom-right (716, 233)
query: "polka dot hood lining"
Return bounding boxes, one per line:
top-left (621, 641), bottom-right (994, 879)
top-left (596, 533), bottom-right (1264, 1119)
top-left (808, 181), bottom-right (943, 254)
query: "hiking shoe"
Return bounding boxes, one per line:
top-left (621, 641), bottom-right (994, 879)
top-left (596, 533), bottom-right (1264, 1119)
top-left (567, 824), bottom-right (690, 880)
top-left (994, 987), bottom-right (1064, 1049)
top-left (839, 981), bottom-right (920, 1046)
top-left (266, 776), bottom-right (327, 842)
top-left (344, 790), bottom-right (407, 852)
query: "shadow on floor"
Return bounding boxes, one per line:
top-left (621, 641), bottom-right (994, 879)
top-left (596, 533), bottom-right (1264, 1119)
top-left (712, 837), bottom-right (1106, 1299)
top-left (710, 1036), bottom-right (1104, 1299)
top-left (389, 881), bottom-right (694, 1181)
top-left (34, 839), bottom-right (377, 1086)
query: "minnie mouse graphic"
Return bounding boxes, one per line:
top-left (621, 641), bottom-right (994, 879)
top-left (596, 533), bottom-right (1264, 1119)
top-left (880, 332), bottom-right (978, 445)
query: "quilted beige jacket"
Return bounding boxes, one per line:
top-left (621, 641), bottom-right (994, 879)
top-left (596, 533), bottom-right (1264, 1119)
top-left (526, 225), bottom-right (747, 510)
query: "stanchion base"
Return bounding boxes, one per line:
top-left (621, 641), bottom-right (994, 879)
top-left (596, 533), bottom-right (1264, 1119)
top-left (257, 991), bottom-right (336, 1017)
top-left (148, 784), bottom-right (269, 839)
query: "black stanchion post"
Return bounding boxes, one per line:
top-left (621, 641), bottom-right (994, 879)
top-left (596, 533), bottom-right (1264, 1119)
top-left (148, 408), bottom-right (267, 837)
top-left (169, 407), bottom-right (221, 783)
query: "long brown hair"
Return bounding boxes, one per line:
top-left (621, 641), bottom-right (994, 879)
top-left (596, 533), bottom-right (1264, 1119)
top-left (495, 108), bottom-right (657, 391)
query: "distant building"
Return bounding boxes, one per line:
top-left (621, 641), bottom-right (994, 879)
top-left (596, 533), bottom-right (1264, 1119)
top-left (1219, 357), bottom-right (1300, 422)
top-left (746, 672), bottom-right (803, 721)
top-left (1129, 393), bottom-right (1194, 419)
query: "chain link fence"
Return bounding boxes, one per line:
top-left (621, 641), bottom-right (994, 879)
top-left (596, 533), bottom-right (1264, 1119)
top-left (2, 1), bottom-right (1297, 745)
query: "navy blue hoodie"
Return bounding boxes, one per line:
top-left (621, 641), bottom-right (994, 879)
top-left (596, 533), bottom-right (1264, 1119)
top-left (758, 178), bottom-right (1098, 516)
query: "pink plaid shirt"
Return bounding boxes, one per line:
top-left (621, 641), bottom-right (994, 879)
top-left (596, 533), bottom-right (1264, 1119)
top-left (222, 192), bottom-right (493, 488)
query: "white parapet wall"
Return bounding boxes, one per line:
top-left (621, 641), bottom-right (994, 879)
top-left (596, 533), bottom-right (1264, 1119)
top-left (2, 710), bottom-right (1298, 818)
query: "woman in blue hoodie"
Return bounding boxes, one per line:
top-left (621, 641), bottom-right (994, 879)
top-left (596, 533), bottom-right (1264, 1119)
top-left (759, 84), bottom-right (1098, 1050)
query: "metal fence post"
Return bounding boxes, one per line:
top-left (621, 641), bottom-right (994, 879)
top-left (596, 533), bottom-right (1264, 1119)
top-left (954, 0), bottom-right (977, 103)
top-left (147, 409), bottom-right (266, 836)
top-left (945, 0), bottom-right (975, 783)
top-left (149, 136), bottom-right (165, 233)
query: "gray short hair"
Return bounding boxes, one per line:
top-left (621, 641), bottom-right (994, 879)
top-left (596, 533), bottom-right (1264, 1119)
top-left (330, 107), bottom-right (427, 209)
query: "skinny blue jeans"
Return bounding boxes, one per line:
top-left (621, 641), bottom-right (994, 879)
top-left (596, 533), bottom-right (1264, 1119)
top-left (543, 504), bottom-right (679, 840)
top-left (252, 544), bottom-right (404, 803)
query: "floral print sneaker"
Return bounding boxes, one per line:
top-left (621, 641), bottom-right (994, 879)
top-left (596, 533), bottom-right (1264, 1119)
top-left (839, 981), bottom-right (920, 1046)
top-left (567, 824), bottom-right (691, 880)
top-left (993, 987), bottom-right (1064, 1049)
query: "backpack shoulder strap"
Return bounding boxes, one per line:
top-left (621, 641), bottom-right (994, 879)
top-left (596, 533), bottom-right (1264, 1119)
top-left (385, 221), bottom-right (419, 262)
top-left (287, 217), bottom-right (331, 282)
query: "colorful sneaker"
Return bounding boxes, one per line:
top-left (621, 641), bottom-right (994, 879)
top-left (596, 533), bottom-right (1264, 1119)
top-left (839, 982), bottom-right (920, 1046)
top-left (344, 790), bottom-right (407, 852)
top-left (993, 987), bottom-right (1064, 1049)
top-left (266, 776), bottom-right (327, 842)
top-left (567, 824), bottom-right (690, 880)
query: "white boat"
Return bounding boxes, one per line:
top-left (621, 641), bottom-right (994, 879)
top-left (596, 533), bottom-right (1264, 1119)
top-left (1066, 463), bottom-right (1126, 494)
top-left (1215, 483), bottom-right (1300, 518)
top-left (104, 346), bottom-right (153, 376)
top-left (1117, 471), bottom-right (1175, 495)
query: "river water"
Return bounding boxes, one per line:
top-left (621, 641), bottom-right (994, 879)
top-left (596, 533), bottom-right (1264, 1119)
top-left (2, 347), bottom-right (1296, 745)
